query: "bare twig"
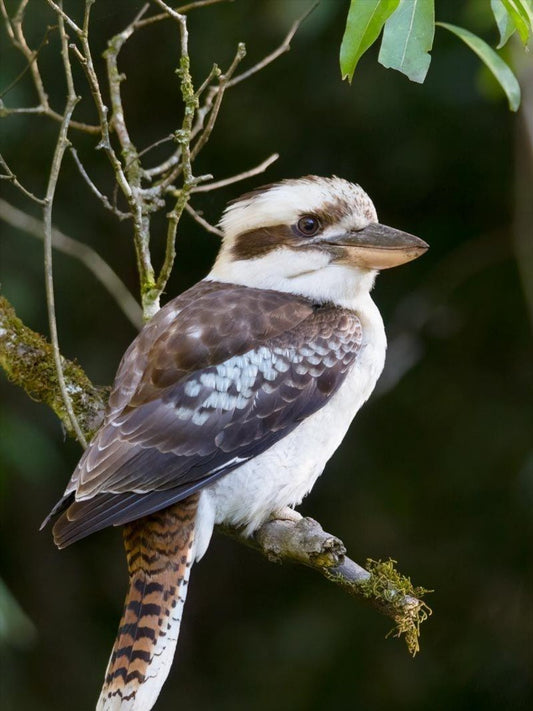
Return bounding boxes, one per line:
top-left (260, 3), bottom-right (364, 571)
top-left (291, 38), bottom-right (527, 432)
top-left (42, 8), bottom-right (86, 448)
top-left (190, 42), bottom-right (246, 160)
top-left (192, 153), bottom-right (279, 193)
top-left (0, 154), bottom-right (45, 204)
top-left (0, 22), bottom-right (55, 100)
top-left (69, 147), bottom-right (131, 220)
top-left (0, 1), bottom-right (97, 131)
top-left (0, 199), bottom-right (142, 329)
top-left (4, 0), bottom-right (50, 107)
top-left (137, 134), bottom-right (175, 163)
top-left (71, 6), bottom-right (132, 201)
top-left (175, 0), bottom-right (230, 13)
top-left (152, 3), bottom-right (198, 300)
top-left (142, 63), bottom-right (221, 182)
top-left (102, 6), bottom-right (159, 314)
top-left (227, 2), bottom-right (317, 88)
top-left (133, 0), bottom-right (229, 31)
top-left (184, 202), bottom-right (223, 236)
top-left (44, 0), bottom-right (82, 35)
top-left (0, 104), bottom-right (100, 133)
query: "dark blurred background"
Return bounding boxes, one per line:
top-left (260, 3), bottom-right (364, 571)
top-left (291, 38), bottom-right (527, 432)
top-left (1, 1), bottom-right (532, 710)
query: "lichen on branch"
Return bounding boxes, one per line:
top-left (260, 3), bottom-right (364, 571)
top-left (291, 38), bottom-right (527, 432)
top-left (0, 295), bottom-right (106, 439)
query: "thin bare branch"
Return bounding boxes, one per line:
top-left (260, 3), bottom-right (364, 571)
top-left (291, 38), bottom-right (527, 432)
top-left (191, 153), bottom-right (279, 193)
top-left (42, 9), bottom-right (86, 448)
top-left (175, 0), bottom-right (231, 13)
top-left (152, 0), bottom-right (185, 24)
top-left (227, 2), bottom-right (317, 88)
top-left (72, 10), bottom-right (133, 201)
top-left (190, 42), bottom-right (246, 160)
top-left (0, 22), bottom-right (55, 101)
top-left (0, 199), bottom-right (142, 329)
top-left (152, 4), bottom-right (197, 300)
top-left (69, 147), bottom-right (131, 220)
top-left (44, 0), bottom-right (82, 35)
top-left (141, 65), bottom-right (220, 183)
top-left (0, 154), bottom-right (45, 204)
top-left (131, 0), bottom-right (229, 31)
top-left (6, 0), bottom-right (49, 106)
top-left (0, 0), bottom-right (15, 42)
top-left (195, 62), bottom-right (222, 100)
top-left (137, 134), bottom-right (175, 163)
top-left (1, 1), bottom-right (98, 132)
top-left (0, 103), bottom-right (100, 133)
top-left (184, 202), bottom-right (223, 236)
top-left (102, 6), bottom-right (158, 312)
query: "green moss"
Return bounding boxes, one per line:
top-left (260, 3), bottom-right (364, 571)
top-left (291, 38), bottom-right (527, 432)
top-left (0, 295), bottom-right (106, 440)
top-left (358, 558), bottom-right (432, 656)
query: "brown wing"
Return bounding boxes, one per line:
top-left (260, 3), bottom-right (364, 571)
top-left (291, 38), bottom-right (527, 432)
top-left (48, 281), bottom-right (362, 547)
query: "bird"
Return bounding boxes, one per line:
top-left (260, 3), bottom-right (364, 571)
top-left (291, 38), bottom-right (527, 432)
top-left (43, 175), bottom-right (428, 711)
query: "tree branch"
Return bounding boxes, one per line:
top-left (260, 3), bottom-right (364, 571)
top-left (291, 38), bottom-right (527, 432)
top-left (42, 7), bottom-right (87, 448)
top-left (226, 2), bottom-right (318, 89)
top-left (0, 154), bottom-right (45, 204)
top-left (221, 513), bottom-right (430, 656)
top-left (191, 153), bottom-right (279, 193)
top-left (1, 0), bottom-right (431, 655)
top-left (0, 199), bottom-right (142, 329)
top-left (0, 295), bottom-right (431, 653)
top-left (0, 295), bottom-right (106, 438)
top-left (184, 202), bottom-right (223, 236)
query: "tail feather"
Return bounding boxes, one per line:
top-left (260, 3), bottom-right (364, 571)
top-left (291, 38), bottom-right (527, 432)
top-left (97, 494), bottom-right (199, 711)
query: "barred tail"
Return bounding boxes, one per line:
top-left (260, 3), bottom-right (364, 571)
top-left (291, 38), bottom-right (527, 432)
top-left (96, 494), bottom-right (199, 711)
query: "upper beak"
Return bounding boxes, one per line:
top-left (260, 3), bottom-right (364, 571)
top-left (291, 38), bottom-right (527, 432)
top-left (326, 222), bottom-right (429, 269)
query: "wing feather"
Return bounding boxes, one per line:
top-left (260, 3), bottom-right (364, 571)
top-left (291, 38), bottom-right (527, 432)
top-left (50, 281), bottom-right (363, 546)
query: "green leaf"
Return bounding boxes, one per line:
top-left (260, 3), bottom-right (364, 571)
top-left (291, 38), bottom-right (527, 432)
top-left (500, 0), bottom-right (533, 44)
top-left (437, 22), bottom-right (521, 111)
top-left (491, 0), bottom-right (517, 47)
top-left (340, 0), bottom-right (401, 82)
top-left (378, 0), bottom-right (435, 84)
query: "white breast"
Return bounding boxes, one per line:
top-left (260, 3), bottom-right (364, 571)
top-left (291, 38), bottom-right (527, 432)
top-left (194, 294), bottom-right (386, 560)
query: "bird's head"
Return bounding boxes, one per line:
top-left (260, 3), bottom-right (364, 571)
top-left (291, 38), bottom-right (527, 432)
top-left (210, 176), bottom-right (428, 306)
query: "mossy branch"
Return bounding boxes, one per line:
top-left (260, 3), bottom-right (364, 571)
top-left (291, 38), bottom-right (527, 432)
top-left (0, 295), bottom-right (106, 438)
top-left (0, 293), bottom-right (431, 653)
top-left (222, 514), bottom-right (431, 656)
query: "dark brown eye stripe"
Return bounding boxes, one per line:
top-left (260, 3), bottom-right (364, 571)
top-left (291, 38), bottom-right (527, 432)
top-left (231, 224), bottom-right (299, 261)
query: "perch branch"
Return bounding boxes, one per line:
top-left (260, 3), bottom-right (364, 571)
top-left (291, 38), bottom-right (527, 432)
top-left (220, 513), bottom-right (431, 656)
top-left (0, 296), bottom-right (431, 653)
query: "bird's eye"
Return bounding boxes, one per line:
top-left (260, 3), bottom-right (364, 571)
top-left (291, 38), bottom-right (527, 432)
top-left (296, 215), bottom-right (321, 237)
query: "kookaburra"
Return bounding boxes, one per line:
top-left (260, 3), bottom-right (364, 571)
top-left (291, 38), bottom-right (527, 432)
top-left (44, 176), bottom-right (428, 710)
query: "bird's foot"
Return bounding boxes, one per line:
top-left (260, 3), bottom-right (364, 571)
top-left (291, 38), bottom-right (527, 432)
top-left (268, 506), bottom-right (303, 524)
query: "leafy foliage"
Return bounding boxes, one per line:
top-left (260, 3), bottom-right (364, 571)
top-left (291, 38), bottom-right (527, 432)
top-left (436, 22), bottom-right (521, 111)
top-left (340, 0), bottom-right (532, 110)
top-left (378, 0), bottom-right (435, 83)
top-left (340, 0), bottom-right (400, 80)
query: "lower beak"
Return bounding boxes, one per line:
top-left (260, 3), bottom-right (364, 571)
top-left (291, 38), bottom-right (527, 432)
top-left (327, 223), bottom-right (429, 269)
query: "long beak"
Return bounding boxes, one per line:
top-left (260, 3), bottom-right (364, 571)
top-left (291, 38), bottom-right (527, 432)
top-left (326, 223), bottom-right (429, 269)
